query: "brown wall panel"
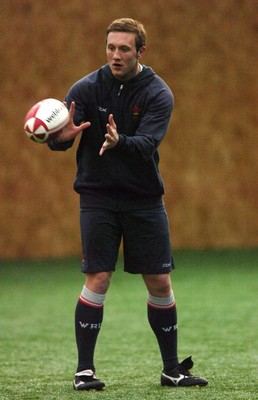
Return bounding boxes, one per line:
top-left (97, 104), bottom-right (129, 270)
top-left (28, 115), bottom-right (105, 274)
top-left (1, 0), bottom-right (257, 258)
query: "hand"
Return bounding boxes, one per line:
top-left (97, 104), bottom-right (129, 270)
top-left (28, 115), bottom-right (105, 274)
top-left (99, 114), bottom-right (119, 156)
top-left (56, 101), bottom-right (91, 143)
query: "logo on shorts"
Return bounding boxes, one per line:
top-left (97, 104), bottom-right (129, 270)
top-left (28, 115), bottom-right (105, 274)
top-left (162, 262), bottom-right (171, 268)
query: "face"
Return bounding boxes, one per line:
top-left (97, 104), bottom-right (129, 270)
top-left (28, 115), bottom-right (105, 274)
top-left (106, 31), bottom-right (145, 81)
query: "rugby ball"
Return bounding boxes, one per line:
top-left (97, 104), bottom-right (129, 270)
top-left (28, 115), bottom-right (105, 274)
top-left (24, 98), bottom-right (69, 143)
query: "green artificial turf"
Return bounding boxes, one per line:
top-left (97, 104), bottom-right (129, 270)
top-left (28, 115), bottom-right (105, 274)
top-left (0, 248), bottom-right (257, 399)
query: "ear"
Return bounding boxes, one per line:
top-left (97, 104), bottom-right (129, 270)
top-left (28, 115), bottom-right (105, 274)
top-left (137, 46), bottom-right (146, 58)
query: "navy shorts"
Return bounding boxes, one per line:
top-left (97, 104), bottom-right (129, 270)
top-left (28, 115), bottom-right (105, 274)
top-left (80, 206), bottom-right (174, 274)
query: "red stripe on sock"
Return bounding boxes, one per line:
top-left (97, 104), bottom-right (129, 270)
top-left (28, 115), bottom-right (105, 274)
top-left (79, 295), bottom-right (104, 308)
top-left (147, 300), bottom-right (176, 310)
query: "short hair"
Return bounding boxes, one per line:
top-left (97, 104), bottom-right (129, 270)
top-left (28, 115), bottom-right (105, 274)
top-left (106, 18), bottom-right (147, 51)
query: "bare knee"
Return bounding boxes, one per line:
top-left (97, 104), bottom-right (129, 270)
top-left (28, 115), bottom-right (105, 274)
top-left (85, 272), bottom-right (112, 294)
top-left (142, 274), bottom-right (172, 297)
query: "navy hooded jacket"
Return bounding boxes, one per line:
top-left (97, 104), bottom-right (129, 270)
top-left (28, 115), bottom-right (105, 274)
top-left (48, 64), bottom-right (173, 210)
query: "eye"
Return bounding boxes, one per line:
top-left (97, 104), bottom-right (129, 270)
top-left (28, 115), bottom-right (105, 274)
top-left (121, 47), bottom-right (130, 53)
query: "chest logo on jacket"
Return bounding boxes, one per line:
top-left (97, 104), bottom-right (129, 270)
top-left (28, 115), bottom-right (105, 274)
top-left (98, 106), bottom-right (108, 113)
top-left (133, 105), bottom-right (140, 120)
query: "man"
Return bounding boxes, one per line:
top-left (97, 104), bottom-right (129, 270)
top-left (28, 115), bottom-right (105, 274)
top-left (48, 18), bottom-right (208, 390)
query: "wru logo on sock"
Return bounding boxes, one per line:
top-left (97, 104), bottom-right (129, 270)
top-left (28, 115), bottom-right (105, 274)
top-left (79, 321), bottom-right (102, 329)
top-left (162, 324), bottom-right (178, 332)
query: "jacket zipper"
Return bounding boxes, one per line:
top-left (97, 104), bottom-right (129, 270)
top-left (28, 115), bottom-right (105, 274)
top-left (118, 84), bottom-right (124, 96)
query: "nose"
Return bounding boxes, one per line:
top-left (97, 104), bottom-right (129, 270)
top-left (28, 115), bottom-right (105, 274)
top-left (112, 49), bottom-right (121, 60)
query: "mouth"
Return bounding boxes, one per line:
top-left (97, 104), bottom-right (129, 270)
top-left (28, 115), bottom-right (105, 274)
top-left (112, 63), bottom-right (123, 69)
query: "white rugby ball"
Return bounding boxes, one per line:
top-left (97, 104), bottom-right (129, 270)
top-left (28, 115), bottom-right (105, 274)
top-left (24, 98), bottom-right (69, 143)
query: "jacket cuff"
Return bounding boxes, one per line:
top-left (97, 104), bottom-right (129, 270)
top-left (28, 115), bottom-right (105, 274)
top-left (114, 135), bottom-right (126, 151)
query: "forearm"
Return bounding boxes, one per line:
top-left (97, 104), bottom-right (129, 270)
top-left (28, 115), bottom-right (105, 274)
top-left (47, 138), bottom-right (74, 151)
top-left (114, 134), bottom-right (157, 160)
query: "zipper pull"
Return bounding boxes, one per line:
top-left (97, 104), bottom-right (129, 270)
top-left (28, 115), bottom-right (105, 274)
top-left (118, 84), bottom-right (124, 96)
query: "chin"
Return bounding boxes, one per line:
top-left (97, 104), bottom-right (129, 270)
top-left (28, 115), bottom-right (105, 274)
top-left (112, 69), bottom-right (123, 78)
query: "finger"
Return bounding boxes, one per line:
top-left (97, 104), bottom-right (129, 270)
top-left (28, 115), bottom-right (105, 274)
top-left (68, 101), bottom-right (75, 120)
top-left (99, 145), bottom-right (106, 156)
top-left (106, 124), bottom-right (113, 136)
top-left (78, 121), bottom-right (91, 131)
top-left (108, 114), bottom-right (116, 128)
top-left (99, 135), bottom-right (110, 156)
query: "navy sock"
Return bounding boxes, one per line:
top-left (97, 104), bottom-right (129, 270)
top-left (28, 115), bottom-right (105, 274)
top-left (75, 286), bottom-right (105, 372)
top-left (147, 293), bottom-right (178, 372)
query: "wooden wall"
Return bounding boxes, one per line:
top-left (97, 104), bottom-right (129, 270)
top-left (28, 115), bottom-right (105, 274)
top-left (1, 0), bottom-right (257, 258)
